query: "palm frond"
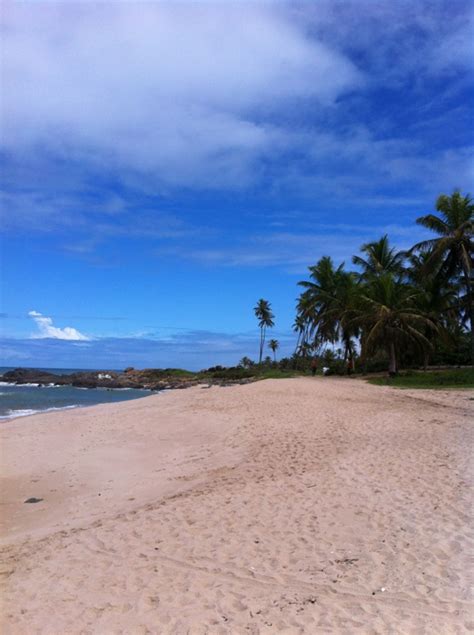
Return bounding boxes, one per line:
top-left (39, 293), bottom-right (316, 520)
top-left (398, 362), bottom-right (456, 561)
top-left (416, 214), bottom-right (449, 235)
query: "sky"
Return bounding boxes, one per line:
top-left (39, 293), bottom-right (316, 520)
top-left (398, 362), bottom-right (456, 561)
top-left (1, 0), bottom-right (473, 370)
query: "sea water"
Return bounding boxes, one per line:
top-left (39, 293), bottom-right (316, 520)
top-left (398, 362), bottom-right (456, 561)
top-left (0, 367), bottom-right (153, 420)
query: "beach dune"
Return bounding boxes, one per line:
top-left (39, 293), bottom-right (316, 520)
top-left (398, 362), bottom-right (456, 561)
top-left (1, 378), bottom-right (473, 633)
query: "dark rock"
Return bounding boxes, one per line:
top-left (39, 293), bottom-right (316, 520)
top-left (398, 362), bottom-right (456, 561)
top-left (24, 497), bottom-right (43, 504)
top-left (2, 368), bottom-right (66, 385)
top-left (1, 367), bottom-right (257, 392)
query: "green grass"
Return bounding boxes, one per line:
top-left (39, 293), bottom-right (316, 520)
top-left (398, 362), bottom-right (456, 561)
top-left (255, 369), bottom-right (302, 379)
top-left (161, 368), bottom-right (196, 377)
top-left (141, 368), bottom-right (197, 380)
top-left (368, 368), bottom-right (474, 389)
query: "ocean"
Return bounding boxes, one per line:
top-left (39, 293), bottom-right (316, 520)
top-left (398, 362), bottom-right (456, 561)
top-left (0, 367), bottom-right (153, 420)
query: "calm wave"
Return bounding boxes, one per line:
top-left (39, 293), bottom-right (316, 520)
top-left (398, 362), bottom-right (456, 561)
top-left (0, 381), bottom-right (153, 420)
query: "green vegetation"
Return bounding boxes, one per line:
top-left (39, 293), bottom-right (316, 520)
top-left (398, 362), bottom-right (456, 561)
top-left (200, 366), bottom-right (255, 380)
top-left (139, 368), bottom-right (196, 379)
top-left (293, 190), bottom-right (473, 376)
top-left (147, 191), bottom-right (471, 387)
top-left (255, 368), bottom-right (300, 380)
top-left (368, 368), bottom-right (474, 389)
top-left (414, 190), bottom-right (474, 363)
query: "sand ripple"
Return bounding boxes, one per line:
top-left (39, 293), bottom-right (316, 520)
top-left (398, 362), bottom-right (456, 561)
top-left (1, 378), bottom-right (473, 633)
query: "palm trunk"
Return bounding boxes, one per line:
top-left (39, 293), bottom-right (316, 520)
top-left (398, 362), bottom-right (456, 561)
top-left (470, 297), bottom-right (474, 366)
top-left (343, 336), bottom-right (351, 364)
top-left (360, 333), bottom-right (367, 375)
top-left (258, 327), bottom-right (264, 364)
top-left (464, 269), bottom-right (474, 365)
top-left (259, 325), bottom-right (266, 364)
top-left (293, 331), bottom-right (301, 357)
top-left (347, 341), bottom-right (353, 375)
top-left (423, 351), bottom-right (430, 371)
top-left (388, 341), bottom-right (397, 377)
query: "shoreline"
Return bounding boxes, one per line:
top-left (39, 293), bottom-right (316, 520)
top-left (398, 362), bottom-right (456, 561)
top-left (0, 383), bottom-right (156, 422)
top-left (1, 378), bottom-right (472, 633)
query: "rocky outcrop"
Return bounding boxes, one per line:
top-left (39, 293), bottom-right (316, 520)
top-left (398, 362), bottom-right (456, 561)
top-left (1, 368), bottom-right (71, 386)
top-left (1, 367), bottom-right (254, 391)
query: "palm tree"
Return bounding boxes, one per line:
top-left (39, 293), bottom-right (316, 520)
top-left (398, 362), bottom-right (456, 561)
top-left (292, 314), bottom-right (306, 357)
top-left (352, 234), bottom-right (405, 279)
top-left (298, 257), bottom-right (342, 347)
top-left (412, 190), bottom-right (474, 363)
top-left (254, 299), bottom-right (275, 364)
top-left (239, 356), bottom-right (254, 369)
top-left (298, 256), bottom-right (360, 363)
top-left (353, 273), bottom-right (438, 376)
top-left (407, 249), bottom-right (459, 367)
top-left (268, 339), bottom-right (279, 362)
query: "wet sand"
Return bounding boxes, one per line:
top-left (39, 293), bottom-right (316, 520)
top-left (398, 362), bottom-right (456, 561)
top-left (1, 378), bottom-right (473, 633)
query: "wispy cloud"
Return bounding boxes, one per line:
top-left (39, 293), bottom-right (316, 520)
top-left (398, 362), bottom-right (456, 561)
top-left (295, 0), bottom-right (474, 80)
top-left (28, 311), bottom-right (90, 341)
top-left (156, 223), bottom-right (431, 271)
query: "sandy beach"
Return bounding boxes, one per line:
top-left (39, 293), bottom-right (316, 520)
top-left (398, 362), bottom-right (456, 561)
top-left (1, 377), bottom-right (473, 634)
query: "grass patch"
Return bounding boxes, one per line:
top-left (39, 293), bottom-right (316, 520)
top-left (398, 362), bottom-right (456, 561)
top-left (140, 368), bottom-right (197, 380)
top-left (368, 368), bottom-right (474, 389)
top-left (255, 369), bottom-right (302, 380)
top-left (197, 366), bottom-right (305, 381)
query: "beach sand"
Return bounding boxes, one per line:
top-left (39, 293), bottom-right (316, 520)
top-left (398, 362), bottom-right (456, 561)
top-left (1, 377), bottom-right (473, 634)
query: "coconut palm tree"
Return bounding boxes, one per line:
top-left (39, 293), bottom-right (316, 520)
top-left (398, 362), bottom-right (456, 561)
top-left (352, 234), bottom-right (405, 280)
top-left (268, 339), bottom-right (279, 362)
top-left (298, 256), bottom-right (360, 363)
top-left (292, 314), bottom-right (306, 357)
top-left (353, 273), bottom-right (438, 376)
top-left (239, 356), bottom-right (254, 369)
top-left (412, 190), bottom-right (474, 363)
top-left (294, 292), bottom-right (318, 359)
top-left (298, 257), bottom-right (342, 347)
top-left (406, 250), bottom-right (459, 367)
top-left (254, 299), bottom-right (275, 364)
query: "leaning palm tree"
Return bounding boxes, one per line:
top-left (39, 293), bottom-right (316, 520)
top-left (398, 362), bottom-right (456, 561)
top-left (268, 339), bottom-right (279, 362)
top-left (353, 273), bottom-right (438, 376)
top-left (412, 190), bottom-right (474, 363)
top-left (292, 314), bottom-right (306, 357)
top-left (352, 234), bottom-right (405, 280)
top-left (254, 299), bottom-right (275, 364)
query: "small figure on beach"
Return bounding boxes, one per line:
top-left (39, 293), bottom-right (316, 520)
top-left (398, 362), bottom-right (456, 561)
top-left (311, 357), bottom-right (318, 376)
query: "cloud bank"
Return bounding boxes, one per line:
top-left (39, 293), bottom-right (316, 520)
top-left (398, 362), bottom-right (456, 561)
top-left (2, 3), bottom-right (361, 190)
top-left (28, 311), bottom-right (90, 341)
top-left (1, 1), bottom-right (471, 238)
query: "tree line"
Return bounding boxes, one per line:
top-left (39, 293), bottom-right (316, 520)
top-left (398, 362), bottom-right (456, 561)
top-left (251, 190), bottom-right (473, 376)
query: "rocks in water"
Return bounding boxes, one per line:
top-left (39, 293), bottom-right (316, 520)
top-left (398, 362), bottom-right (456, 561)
top-left (2, 368), bottom-right (68, 385)
top-left (24, 497), bottom-right (43, 504)
top-left (2, 367), bottom-right (256, 392)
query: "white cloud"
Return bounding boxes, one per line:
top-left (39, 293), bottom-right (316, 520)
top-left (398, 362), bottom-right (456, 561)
top-left (28, 311), bottom-right (90, 341)
top-left (1, 3), bottom-right (362, 189)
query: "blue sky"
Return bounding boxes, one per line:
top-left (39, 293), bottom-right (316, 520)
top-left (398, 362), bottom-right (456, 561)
top-left (1, 0), bottom-right (473, 369)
